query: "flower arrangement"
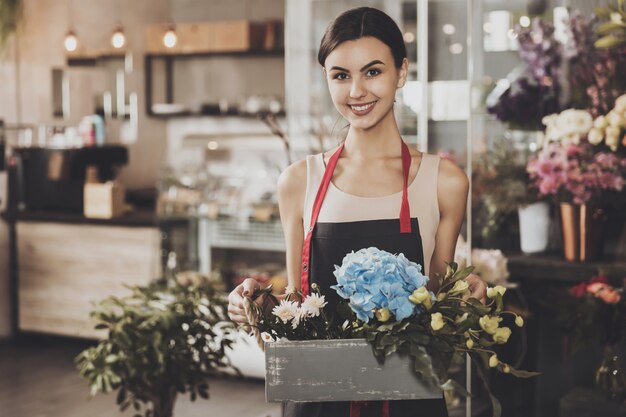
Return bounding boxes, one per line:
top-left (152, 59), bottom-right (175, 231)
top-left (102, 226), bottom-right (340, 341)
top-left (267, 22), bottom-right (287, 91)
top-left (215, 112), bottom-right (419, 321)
top-left (472, 142), bottom-right (541, 242)
top-left (561, 275), bottom-right (626, 399)
top-left (527, 100), bottom-right (626, 205)
top-left (75, 273), bottom-right (238, 417)
top-left (488, 6), bottom-right (626, 129)
top-left (247, 248), bottom-right (538, 417)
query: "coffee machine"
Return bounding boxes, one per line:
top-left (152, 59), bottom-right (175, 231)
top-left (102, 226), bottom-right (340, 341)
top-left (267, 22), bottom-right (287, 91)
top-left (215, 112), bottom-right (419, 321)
top-left (7, 145), bottom-right (128, 212)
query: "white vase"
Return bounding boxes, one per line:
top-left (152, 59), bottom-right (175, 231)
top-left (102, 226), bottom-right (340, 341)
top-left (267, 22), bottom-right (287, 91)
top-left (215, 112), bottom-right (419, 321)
top-left (518, 202), bottom-right (550, 254)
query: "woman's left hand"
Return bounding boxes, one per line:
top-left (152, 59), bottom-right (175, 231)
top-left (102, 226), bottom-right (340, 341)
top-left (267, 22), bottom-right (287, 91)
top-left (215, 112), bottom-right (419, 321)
top-left (465, 273), bottom-right (487, 304)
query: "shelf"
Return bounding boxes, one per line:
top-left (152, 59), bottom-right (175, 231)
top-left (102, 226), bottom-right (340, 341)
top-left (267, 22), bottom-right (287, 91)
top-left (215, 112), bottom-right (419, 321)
top-left (145, 49), bottom-right (284, 59)
top-left (148, 110), bottom-right (286, 119)
top-left (144, 50), bottom-right (285, 118)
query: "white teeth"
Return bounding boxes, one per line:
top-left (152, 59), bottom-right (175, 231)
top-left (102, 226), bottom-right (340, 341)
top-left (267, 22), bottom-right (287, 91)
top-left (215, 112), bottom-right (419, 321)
top-left (350, 102), bottom-right (375, 111)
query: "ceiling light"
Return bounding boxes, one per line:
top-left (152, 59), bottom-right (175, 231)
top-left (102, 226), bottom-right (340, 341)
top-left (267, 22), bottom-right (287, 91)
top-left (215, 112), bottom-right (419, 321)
top-left (163, 26), bottom-right (177, 48)
top-left (111, 25), bottom-right (126, 49)
top-left (64, 30), bottom-right (78, 52)
top-left (442, 24), bottom-right (456, 35)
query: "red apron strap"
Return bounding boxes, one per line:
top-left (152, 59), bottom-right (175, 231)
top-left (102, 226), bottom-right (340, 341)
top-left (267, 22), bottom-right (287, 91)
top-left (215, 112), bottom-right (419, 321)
top-left (349, 400), bottom-right (390, 417)
top-left (299, 141), bottom-right (413, 296)
top-left (399, 141), bottom-right (412, 234)
top-left (300, 143), bottom-right (345, 296)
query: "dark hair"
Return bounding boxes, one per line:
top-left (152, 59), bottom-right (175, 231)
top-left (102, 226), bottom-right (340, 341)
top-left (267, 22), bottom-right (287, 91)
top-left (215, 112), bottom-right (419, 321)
top-left (317, 7), bottom-right (407, 68)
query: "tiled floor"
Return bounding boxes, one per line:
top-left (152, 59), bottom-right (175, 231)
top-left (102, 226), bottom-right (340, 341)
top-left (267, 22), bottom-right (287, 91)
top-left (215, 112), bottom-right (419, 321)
top-left (0, 335), bottom-right (281, 417)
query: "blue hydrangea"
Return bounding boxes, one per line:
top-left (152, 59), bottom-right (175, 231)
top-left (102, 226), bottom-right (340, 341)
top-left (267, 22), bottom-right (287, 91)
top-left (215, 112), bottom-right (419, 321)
top-left (330, 247), bottom-right (430, 322)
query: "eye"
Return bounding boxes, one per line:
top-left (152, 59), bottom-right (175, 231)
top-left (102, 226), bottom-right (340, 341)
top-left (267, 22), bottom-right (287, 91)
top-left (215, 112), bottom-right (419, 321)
top-left (366, 68), bottom-right (381, 77)
top-left (333, 72), bottom-right (348, 80)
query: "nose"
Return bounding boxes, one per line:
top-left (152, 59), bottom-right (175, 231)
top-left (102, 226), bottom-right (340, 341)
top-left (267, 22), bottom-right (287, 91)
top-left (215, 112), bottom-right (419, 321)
top-left (349, 77), bottom-right (366, 99)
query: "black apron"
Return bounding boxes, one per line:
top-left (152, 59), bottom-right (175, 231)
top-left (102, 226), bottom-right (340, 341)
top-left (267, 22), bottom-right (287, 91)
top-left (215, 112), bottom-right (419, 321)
top-left (284, 141), bottom-right (449, 417)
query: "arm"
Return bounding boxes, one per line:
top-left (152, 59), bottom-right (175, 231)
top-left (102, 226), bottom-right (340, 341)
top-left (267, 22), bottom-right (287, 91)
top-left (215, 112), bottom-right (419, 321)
top-left (428, 158), bottom-right (486, 302)
top-left (427, 158), bottom-right (468, 291)
top-left (227, 159), bottom-right (307, 323)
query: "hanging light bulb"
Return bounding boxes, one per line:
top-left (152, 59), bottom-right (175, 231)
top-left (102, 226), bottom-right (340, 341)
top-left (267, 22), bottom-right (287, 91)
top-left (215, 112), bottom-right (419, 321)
top-left (162, 25), bottom-right (177, 48)
top-left (111, 25), bottom-right (126, 49)
top-left (64, 29), bottom-right (78, 52)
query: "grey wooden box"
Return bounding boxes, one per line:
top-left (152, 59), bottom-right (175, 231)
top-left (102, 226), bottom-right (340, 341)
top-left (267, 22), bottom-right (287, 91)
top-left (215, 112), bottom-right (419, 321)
top-left (265, 338), bottom-right (442, 402)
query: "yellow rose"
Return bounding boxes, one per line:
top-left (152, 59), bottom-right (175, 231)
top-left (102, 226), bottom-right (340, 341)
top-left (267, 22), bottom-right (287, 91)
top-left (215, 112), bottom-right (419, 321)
top-left (489, 354), bottom-right (499, 368)
top-left (437, 292), bottom-right (447, 302)
top-left (515, 315), bottom-right (524, 327)
top-left (486, 285), bottom-right (507, 299)
top-left (503, 364), bottom-right (511, 373)
top-left (588, 128), bottom-right (604, 145)
top-left (493, 327), bottom-right (512, 344)
top-left (449, 280), bottom-right (469, 296)
top-left (593, 115), bottom-right (608, 129)
top-left (431, 312), bottom-right (445, 331)
top-left (479, 315), bottom-right (501, 335)
top-left (466, 338), bottom-right (474, 349)
top-left (375, 308), bottom-right (391, 322)
top-left (615, 94), bottom-right (626, 112)
top-left (409, 287), bottom-right (432, 310)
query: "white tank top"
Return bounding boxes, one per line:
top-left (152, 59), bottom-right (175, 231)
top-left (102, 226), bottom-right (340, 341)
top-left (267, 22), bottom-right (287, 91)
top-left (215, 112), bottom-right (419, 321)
top-left (302, 152), bottom-right (441, 276)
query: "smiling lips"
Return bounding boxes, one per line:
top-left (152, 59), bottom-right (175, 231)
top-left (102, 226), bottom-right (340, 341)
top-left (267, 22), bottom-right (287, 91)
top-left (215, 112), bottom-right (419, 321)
top-left (348, 101), bottom-right (377, 116)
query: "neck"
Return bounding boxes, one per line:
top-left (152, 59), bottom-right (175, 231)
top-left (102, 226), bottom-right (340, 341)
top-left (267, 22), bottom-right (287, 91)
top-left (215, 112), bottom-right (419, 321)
top-left (343, 110), bottom-right (403, 160)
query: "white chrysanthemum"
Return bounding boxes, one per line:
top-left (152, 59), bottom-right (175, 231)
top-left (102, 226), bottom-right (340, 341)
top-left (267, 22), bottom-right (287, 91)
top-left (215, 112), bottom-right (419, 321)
top-left (272, 300), bottom-right (299, 324)
top-left (291, 308), bottom-right (308, 329)
top-left (301, 293), bottom-right (327, 317)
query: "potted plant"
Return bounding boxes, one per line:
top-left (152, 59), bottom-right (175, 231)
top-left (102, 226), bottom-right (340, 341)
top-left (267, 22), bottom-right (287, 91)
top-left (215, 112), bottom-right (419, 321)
top-left (473, 142), bottom-right (547, 254)
top-left (75, 272), bottom-right (238, 417)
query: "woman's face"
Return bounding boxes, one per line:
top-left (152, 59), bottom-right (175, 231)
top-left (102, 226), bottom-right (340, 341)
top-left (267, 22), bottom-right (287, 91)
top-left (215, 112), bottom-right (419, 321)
top-left (323, 36), bottom-right (407, 131)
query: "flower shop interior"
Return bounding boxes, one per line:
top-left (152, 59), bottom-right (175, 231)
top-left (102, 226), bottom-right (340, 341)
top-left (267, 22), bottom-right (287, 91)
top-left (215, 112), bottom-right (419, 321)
top-left (0, 0), bottom-right (625, 416)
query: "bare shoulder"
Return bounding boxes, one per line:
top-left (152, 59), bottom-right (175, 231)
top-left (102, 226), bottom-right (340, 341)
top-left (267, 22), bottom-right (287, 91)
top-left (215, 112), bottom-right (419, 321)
top-left (277, 158), bottom-right (307, 202)
top-left (436, 157), bottom-right (469, 213)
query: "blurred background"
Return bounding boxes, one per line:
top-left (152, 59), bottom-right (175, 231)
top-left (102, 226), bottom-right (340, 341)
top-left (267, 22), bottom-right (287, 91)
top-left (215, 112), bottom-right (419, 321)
top-left (0, 0), bottom-right (625, 416)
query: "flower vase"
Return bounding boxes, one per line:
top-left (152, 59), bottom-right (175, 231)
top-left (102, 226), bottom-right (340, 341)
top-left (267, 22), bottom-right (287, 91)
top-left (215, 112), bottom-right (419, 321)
top-left (595, 344), bottom-right (626, 402)
top-left (518, 202), bottom-right (550, 254)
top-left (560, 203), bottom-right (607, 262)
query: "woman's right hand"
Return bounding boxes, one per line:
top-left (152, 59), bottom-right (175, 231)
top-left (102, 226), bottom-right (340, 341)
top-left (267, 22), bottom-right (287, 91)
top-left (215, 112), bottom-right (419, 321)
top-left (227, 278), bottom-right (261, 324)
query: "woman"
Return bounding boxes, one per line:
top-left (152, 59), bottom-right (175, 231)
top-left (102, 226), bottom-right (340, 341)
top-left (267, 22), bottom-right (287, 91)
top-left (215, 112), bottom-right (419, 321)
top-left (228, 7), bottom-right (487, 417)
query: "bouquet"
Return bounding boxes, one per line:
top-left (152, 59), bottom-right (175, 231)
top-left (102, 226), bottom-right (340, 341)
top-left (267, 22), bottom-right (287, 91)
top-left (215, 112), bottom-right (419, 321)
top-left (246, 248), bottom-right (538, 417)
top-left (527, 103), bottom-right (626, 206)
top-left (559, 275), bottom-right (626, 400)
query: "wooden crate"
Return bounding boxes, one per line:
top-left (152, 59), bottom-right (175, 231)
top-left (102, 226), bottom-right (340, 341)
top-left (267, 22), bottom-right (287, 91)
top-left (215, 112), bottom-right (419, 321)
top-left (265, 339), bottom-right (442, 402)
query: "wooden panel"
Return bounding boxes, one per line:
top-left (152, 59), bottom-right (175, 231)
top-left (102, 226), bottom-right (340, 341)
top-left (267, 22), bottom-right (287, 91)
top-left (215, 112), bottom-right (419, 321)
top-left (265, 339), bottom-right (442, 402)
top-left (17, 222), bottom-right (159, 339)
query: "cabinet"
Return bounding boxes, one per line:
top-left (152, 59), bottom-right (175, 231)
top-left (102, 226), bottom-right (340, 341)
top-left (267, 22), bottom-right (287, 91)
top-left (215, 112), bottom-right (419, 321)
top-left (17, 222), bottom-right (159, 338)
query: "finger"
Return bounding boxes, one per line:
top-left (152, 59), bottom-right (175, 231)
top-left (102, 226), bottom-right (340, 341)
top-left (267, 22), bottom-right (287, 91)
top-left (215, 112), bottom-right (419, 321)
top-left (228, 313), bottom-right (249, 324)
top-left (228, 304), bottom-right (245, 317)
top-left (242, 278), bottom-right (260, 296)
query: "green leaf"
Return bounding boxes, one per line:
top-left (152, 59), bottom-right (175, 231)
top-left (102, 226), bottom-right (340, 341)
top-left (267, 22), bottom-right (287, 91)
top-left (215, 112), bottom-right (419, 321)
top-left (507, 367), bottom-right (541, 378)
top-left (409, 343), bottom-right (440, 387)
top-left (595, 34), bottom-right (626, 49)
top-left (471, 354), bottom-right (502, 417)
top-left (597, 21), bottom-right (626, 35)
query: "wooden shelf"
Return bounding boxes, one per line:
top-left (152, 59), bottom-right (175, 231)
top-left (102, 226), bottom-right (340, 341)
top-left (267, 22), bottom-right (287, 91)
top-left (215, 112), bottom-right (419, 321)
top-left (144, 50), bottom-right (284, 118)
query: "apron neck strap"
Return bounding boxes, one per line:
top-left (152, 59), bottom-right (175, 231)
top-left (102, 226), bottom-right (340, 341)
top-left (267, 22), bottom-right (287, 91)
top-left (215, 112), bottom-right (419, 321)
top-left (299, 140), bottom-right (413, 296)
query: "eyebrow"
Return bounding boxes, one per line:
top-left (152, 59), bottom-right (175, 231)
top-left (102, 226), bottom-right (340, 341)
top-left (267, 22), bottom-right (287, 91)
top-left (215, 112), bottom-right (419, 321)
top-left (329, 60), bottom-right (385, 73)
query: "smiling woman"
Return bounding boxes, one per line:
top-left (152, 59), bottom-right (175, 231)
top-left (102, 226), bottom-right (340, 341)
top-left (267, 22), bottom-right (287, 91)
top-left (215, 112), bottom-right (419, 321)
top-left (228, 6), bottom-right (485, 417)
